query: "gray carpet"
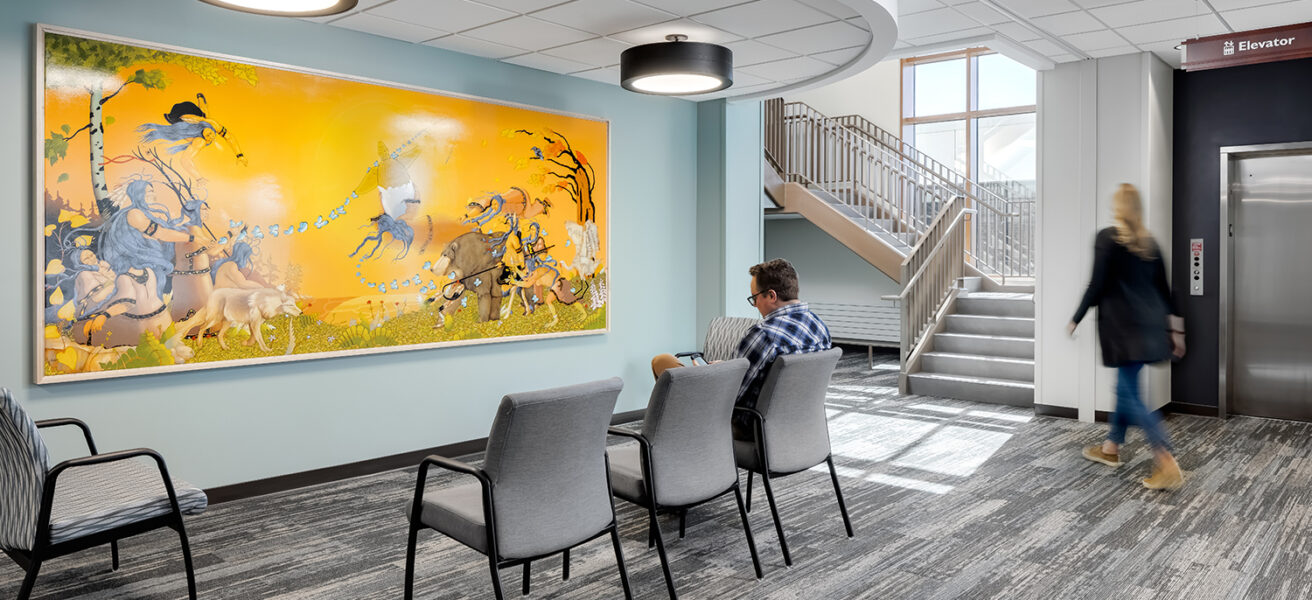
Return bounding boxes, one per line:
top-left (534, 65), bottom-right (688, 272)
top-left (5, 349), bottom-right (1311, 599)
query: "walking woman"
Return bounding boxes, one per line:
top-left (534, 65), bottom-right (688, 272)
top-left (1069, 183), bottom-right (1186, 490)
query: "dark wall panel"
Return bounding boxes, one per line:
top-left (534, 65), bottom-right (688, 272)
top-left (1172, 56), bottom-right (1312, 408)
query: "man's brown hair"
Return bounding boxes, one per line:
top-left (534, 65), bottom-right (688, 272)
top-left (749, 258), bottom-right (799, 301)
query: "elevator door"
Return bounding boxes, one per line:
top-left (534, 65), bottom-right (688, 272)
top-left (1231, 150), bottom-right (1312, 420)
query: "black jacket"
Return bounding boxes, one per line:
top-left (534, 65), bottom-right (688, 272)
top-left (1072, 227), bottom-right (1180, 366)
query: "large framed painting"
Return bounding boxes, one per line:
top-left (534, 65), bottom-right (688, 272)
top-left (35, 25), bottom-right (609, 383)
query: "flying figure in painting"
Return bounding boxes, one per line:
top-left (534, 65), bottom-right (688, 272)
top-left (137, 94), bottom-right (248, 182)
top-left (351, 140), bottom-right (422, 261)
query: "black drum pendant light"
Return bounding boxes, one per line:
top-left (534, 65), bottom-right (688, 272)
top-left (621, 35), bottom-right (733, 95)
top-left (198, 0), bottom-right (357, 17)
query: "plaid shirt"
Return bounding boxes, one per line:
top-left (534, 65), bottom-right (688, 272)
top-left (734, 302), bottom-right (832, 409)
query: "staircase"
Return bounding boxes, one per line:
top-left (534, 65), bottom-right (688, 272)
top-left (763, 98), bottom-right (1038, 408)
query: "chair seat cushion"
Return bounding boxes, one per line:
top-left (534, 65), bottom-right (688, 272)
top-left (418, 482), bottom-right (488, 554)
top-left (48, 458), bottom-right (207, 545)
top-left (606, 444), bottom-right (647, 505)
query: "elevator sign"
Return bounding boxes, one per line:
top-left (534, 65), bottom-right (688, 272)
top-left (1182, 21), bottom-right (1312, 71)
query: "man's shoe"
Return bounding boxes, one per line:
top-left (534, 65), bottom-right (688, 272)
top-left (1142, 459), bottom-right (1184, 491)
top-left (1082, 445), bottom-right (1122, 467)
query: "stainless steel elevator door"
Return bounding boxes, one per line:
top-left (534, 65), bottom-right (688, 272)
top-left (1231, 151), bottom-right (1312, 420)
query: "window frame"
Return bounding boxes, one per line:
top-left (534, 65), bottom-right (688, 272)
top-left (900, 48), bottom-right (1036, 181)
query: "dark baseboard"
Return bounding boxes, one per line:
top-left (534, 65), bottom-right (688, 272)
top-left (1033, 405), bottom-right (1111, 422)
top-left (206, 408), bottom-right (647, 505)
top-left (1163, 402), bottom-right (1221, 417)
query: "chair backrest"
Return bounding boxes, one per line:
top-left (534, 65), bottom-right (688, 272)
top-left (483, 377), bottom-right (622, 560)
top-left (703, 316), bottom-right (759, 363)
top-left (0, 388), bottom-right (50, 551)
top-left (641, 359), bottom-right (749, 507)
top-left (754, 348), bottom-right (842, 474)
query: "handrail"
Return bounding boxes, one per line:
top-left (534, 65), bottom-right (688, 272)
top-left (891, 207), bottom-right (976, 300)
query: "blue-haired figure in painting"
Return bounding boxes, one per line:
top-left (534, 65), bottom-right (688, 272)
top-left (137, 94), bottom-right (248, 182)
top-left (351, 140), bottom-right (421, 261)
top-left (211, 241), bottom-right (264, 290)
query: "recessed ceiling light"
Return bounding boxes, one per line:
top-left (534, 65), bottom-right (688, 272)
top-left (621, 35), bottom-right (733, 96)
top-left (198, 0), bottom-right (358, 17)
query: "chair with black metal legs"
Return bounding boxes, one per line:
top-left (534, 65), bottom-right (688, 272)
top-left (0, 388), bottom-right (207, 600)
top-left (675, 316), bottom-right (759, 366)
top-left (607, 358), bottom-right (763, 600)
top-left (734, 348), bottom-right (852, 567)
top-left (404, 377), bottom-right (633, 600)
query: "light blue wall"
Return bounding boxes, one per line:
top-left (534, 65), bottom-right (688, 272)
top-left (0, 1), bottom-right (704, 487)
top-left (695, 99), bottom-right (764, 342)
top-left (764, 218), bottom-right (899, 304)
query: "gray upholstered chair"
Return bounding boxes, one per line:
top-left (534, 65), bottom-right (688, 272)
top-left (607, 358), bottom-right (762, 600)
top-left (0, 387), bottom-right (207, 600)
top-left (677, 316), bottom-right (759, 365)
top-left (733, 348), bottom-right (853, 566)
top-left (405, 377), bottom-right (632, 600)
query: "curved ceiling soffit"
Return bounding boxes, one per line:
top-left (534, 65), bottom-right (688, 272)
top-left (730, 0), bottom-right (898, 103)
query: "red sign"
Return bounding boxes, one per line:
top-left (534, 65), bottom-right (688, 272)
top-left (1182, 21), bottom-right (1312, 71)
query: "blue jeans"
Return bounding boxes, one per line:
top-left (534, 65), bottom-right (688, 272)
top-left (1107, 362), bottom-right (1173, 453)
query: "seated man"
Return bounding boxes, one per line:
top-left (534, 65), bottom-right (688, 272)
top-left (652, 258), bottom-right (831, 439)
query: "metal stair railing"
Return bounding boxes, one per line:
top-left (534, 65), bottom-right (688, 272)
top-left (833, 112), bottom-right (1035, 280)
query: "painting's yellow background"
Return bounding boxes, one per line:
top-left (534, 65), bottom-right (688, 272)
top-left (43, 39), bottom-right (607, 322)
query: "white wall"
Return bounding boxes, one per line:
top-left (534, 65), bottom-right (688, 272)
top-left (785, 59), bottom-right (902, 131)
top-left (1036, 52), bottom-right (1174, 420)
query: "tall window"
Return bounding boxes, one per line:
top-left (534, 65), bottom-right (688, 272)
top-left (902, 49), bottom-right (1036, 196)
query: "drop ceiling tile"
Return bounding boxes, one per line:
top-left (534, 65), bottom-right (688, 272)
top-left (1223, 1), bottom-right (1312, 31)
top-left (899, 0), bottom-right (946, 14)
top-left (991, 0), bottom-right (1079, 18)
top-left (905, 27), bottom-right (993, 45)
top-left (730, 72), bottom-right (773, 87)
top-left (463, 15), bottom-right (594, 49)
top-left (757, 20), bottom-right (870, 55)
top-left (503, 52), bottom-right (594, 73)
top-left (1089, 0), bottom-right (1209, 28)
top-left (630, 0), bottom-right (749, 16)
top-left (610, 18), bottom-right (743, 45)
top-left (1064, 28), bottom-right (1130, 51)
top-left (1087, 44), bottom-right (1140, 58)
top-left (423, 34), bottom-right (529, 58)
top-left (952, 1), bottom-right (1010, 25)
top-left (692, 0), bottom-right (836, 38)
top-left (1031, 10), bottom-right (1105, 35)
top-left (541, 37), bottom-right (631, 66)
top-left (1138, 40), bottom-right (1183, 67)
top-left (1048, 53), bottom-right (1078, 62)
top-left (739, 55), bottom-right (833, 79)
top-left (725, 39), bottom-right (798, 66)
top-left (898, 7), bottom-right (985, 38)
top-left (1070, 0), bottom-right (1138, 7)
top-left (571, 65), bottom-right (620, 83)
top-left (1117, 13), bottom-right (1226, 44)
top-left (369, 0), bottom-right (515, 33)
top-left (299, 0), bottom-right (392, 22)
top-left (533, 0), bottom-right (675, 35)
top-left (800, 0), bottom-right (862, 19)
top-left (475, 0), bottom-right (572, 12)
top-left (1209, 0), bottom-right (1295, 10)
top-left (990, 22), bottom-right (1043, 42)
top-left (687, 82), bottom-right (778, 100)
top-left (811, 45), bottom-right (865, 65)
top-left (329, 13), bottom-right (448, 43)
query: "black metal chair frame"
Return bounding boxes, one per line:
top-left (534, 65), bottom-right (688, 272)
top-left (404, 453), bottom-right (633, 600)
top-left (4, 418), bottom-right (198, 600)
top-left (606, 426), bottom-right (762, 600)
top-left (735, 406), bottom-right (854, 567)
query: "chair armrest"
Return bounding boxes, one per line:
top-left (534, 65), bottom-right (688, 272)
top-left (732, 407), bottom-right (770, 473)
top-left (410, 455), bottom-right (492, 524)
top-left (606, 426), bottom-right (648, 446)
top-left (35, 418), bottom-right (99, 455)
top-left (732, 406), bottom-right (766, 424)
top-left (40, 448), bottom-right (182, 542)
top-left (674, 352), bottom-right (707, 365)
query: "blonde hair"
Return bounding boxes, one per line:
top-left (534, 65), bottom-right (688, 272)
top-left (1112, 183), bottom-right (1155, 260)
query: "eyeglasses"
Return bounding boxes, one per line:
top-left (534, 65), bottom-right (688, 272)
top-left (747, 289), bottom-right (773, 307)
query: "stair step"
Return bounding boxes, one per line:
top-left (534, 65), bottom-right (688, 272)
top-left (956, 293), bottom-right (1034, 318)
top-left (944, 314), bottom-right (1035, 337)
top-left (921, 352), bottom-right (1034, 382)
top-left (907, 372), bottom-right (1035, 407)
top-left (932, 332), bottom-right (1034, 359)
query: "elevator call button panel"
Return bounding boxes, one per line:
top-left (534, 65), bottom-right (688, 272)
top-left (1190, 238), bottom-right (1203, 296)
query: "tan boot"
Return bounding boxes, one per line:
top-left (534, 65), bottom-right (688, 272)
top-left (1142, 455), bottom-right (1184, 490)
top-left (1082, 445), bottom-right (1122, 467)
